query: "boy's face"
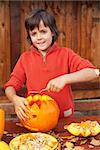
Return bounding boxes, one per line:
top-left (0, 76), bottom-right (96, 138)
top-left (29, 20), bottom-right (53, 52)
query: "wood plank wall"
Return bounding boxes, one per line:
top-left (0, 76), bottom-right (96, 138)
top-left (0, 1), bottom-right (100, 100)
top-left (0, 1), bottom-right (11, 86)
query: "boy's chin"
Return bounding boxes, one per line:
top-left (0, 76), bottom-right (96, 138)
top-left (37, 47), bottom-right (49, 52)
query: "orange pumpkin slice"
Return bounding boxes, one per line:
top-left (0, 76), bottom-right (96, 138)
top-left (64, 120), bottom-right (100, 137)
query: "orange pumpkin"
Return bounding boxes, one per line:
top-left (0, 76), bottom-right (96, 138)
top-left (0, 109), bottom-right (5, 139)
top-left (21, 94), bottom-right (60, 132)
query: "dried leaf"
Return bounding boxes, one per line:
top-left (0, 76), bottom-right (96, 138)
top-left (70, 137), bottom-right (79, 143)
top-left (66, 141), bottom-right (74, 149)
top-left (88, 145), bottom-right (94, 148)
top-left (3, 131), bottom-right (8, 134)
top-left (74, 146), bottom-right (85, 150)
top-left (90, 137), bottom-right (100, 146)
top-left (61, 135), bottom-right (75, 140)
top-left (80, 139), bottom-right (88, 145)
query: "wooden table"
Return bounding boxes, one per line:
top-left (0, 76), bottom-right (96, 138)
top-left (2, 116), bottom-right (100, 150)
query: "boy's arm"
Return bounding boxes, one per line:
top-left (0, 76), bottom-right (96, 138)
top-left (46, 68), bottom-right (99, 92)
top-left (63, 68), bottom-right (99, 84)
top-left (5, 86), bottom-right (17, 103)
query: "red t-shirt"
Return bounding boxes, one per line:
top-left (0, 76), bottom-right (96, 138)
top-left (4, 43), bottom-right (95, 118)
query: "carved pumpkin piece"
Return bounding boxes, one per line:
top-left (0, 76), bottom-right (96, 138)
top-left (9, 133), bottom-right (60, 150)
top-left (0, 109), bottom-right (5, 139)
top-left (64, 120), bottom-right (100, 137)
top-left (21, 94), bottom-right (60, 132)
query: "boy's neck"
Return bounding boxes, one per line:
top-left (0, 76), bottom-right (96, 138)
top-left (38, 44), bottom-right (52, 57)
top-left (39, 50), bottom-right (47, 57)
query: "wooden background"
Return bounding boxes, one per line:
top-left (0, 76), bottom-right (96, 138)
top-left (0, 1), bottom-right (100, 102)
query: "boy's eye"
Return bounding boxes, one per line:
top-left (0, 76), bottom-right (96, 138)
top-left (40, 30), bottom-right (47, 34)
top-left (31, 32), bottom-right (36, 36)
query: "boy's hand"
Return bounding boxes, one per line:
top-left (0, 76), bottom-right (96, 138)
top-left (12, 95), bottom-right (29, 121)
top-left (46, 75), bottom-right (67, 92)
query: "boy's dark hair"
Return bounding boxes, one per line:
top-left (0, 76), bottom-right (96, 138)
top-left (25, 9), bottom-right (59, 45)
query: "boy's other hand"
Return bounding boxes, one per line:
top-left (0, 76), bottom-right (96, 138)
top-left (46, 75), bottom-right (67, 92)
top-left (12, 95), bottom-right (29, 121)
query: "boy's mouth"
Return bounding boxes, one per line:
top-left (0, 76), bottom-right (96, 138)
top-left (37, 41), bottom-right (45, 45)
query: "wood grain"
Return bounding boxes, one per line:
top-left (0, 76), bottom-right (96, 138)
top-left (0, 1), bottom-right (100, 100)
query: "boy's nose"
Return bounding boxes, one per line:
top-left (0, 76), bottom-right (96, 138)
top-left (37, 33), bottom-right (42, 39)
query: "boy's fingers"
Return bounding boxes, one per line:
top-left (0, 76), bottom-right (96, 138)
top-left (18, 112), bottom-right (27, 121)
top-left (21, 103), bottom-right (29, 112)
top-left (17, 106), bottom-right (29, 119)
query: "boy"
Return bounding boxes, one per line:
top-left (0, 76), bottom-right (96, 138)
top-left (4, 9), bottom-right (99, 120)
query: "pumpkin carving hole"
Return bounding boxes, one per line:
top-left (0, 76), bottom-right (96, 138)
top-left (32, 115), bottom-right (37, 118)
top-left (30, 100), bottom-right (41, 108)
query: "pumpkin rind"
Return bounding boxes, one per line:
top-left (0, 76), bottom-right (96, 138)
top-left (0, 109), bottom-right (5, 139)
top-left (21, 94), bottom-right (60, 132)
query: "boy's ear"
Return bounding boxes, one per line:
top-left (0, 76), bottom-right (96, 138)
top-left (52, 32), bottom-right (54, 36)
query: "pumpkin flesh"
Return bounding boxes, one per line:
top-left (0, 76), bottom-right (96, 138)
top-left (64, 120), bottom-right (100, 137)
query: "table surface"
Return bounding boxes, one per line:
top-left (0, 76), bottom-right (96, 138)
top-left (2, 115), bottom-right (100, 150)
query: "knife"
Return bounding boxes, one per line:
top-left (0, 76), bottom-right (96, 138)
top-left (28, 88), bottom-right (47, 95)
